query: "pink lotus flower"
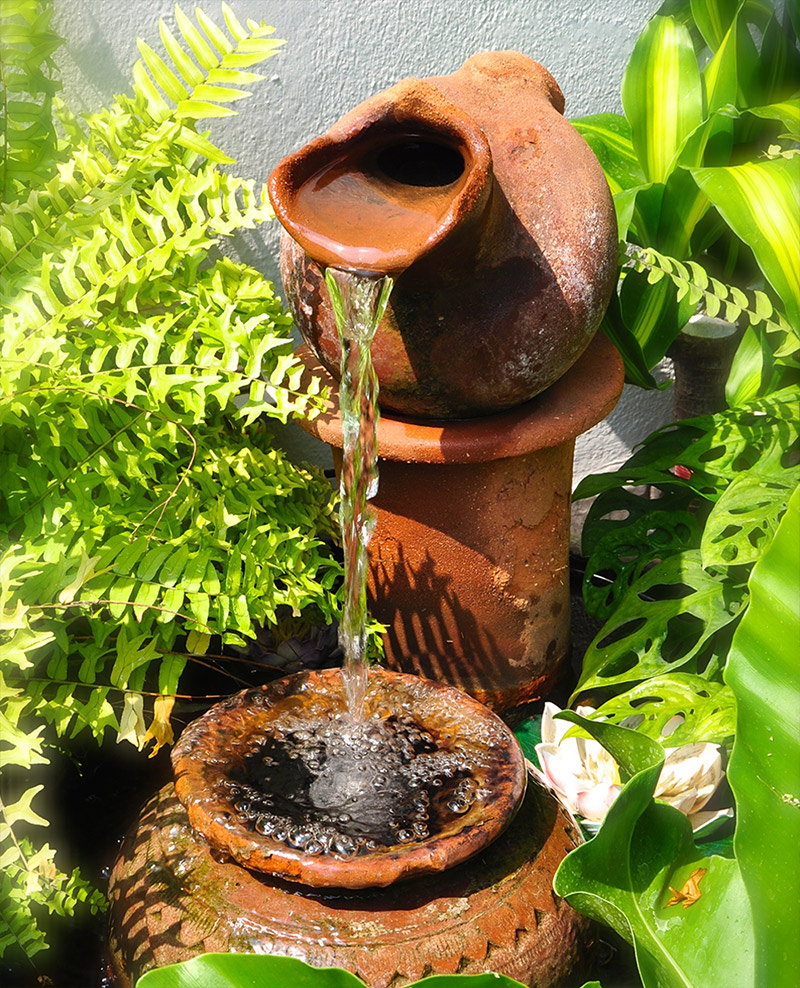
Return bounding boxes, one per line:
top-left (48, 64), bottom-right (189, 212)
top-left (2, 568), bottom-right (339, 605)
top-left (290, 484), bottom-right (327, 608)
top-left (535, 702), bottom-right (728, 832)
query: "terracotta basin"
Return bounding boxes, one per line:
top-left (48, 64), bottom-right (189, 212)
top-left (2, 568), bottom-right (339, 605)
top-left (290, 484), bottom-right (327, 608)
top-left (171, 668), bottom-right (527, 888)
top-left (269, 50), bottom-right (617, 418)
top-left (108, 772), bottom-right (595, 988)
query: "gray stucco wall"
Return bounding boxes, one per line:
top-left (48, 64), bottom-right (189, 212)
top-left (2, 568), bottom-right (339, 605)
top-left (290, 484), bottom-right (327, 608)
top-left (54, 0), bottom-right (672, 490)
top-left (54, 0), bottom-right (659, 286)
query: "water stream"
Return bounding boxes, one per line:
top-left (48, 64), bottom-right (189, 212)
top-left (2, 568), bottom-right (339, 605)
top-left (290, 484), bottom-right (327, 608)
top-left (324, 267), bottom-right (393, 719)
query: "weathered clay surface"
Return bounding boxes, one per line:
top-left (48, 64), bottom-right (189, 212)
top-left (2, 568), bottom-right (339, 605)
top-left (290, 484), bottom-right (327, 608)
top-left (108, 773), bottom-right (595, 988)
top-left (171, 668), bottom-right (526, 888)
top-left (270, 50), bottom-right (617, 418)
top-left (298, 334), bottom-right (624, 715)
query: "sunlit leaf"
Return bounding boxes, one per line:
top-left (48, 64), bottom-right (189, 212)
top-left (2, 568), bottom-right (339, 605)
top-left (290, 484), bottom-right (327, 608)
top-left (622, 15), bottom-right (703, 183)
top-left (724, 486), bottom-right (800, 987)
top-left (691, 158), bottom-right (800, 327)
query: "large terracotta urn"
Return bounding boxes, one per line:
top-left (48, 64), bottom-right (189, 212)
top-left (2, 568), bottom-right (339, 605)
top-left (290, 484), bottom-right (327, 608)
top-left (107, 670), bottom-right (595, 987)
top-left (269, 50), bottom-right (618, 418)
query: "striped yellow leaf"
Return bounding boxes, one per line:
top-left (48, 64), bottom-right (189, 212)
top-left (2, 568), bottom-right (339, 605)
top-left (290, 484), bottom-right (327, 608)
top-left (690, 0), bottom-right (739, 51)
top-left (622, 15), bottom-right (704, 184)
top-left (692, 158), bottom-right (800, 326)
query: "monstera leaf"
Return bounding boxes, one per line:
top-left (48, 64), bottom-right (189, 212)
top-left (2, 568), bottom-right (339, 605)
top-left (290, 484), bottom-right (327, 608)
top-left (135, 955), bottom-right (530, 987)
top-left (700, 467), bottom-right (800, 567)
top-left (573, 549), bottom-right (748, 697)
top-left (570, 673), bottom-right (737, 747)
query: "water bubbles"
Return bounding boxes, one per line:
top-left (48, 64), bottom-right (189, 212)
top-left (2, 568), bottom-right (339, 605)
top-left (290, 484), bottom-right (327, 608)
top-left (221, 712), bottom-right (484, 861)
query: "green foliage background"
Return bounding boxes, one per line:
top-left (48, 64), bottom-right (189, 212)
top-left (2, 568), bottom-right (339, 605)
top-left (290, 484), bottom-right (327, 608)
top-left (0, 1), bottom-right (342, 961)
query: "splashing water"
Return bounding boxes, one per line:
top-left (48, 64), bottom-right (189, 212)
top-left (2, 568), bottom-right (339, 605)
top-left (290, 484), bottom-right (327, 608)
top-left (324, 268), bottom-right (393, 719)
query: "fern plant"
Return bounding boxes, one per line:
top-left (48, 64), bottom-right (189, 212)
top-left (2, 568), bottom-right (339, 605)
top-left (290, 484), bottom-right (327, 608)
top-left (0, 2), bottom-right (344, 964)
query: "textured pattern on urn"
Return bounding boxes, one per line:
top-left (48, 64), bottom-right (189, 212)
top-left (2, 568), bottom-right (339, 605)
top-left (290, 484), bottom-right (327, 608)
top-left (108, 777), bottom-right (594, 988)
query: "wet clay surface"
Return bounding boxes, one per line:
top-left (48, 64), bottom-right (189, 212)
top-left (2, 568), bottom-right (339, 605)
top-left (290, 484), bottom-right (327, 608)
top-left (171, 668), bottom-right (527, 888)
top-left (271, 51), bottom-right (617, 417)
top-left (109, 770), bottom-right (594, 988)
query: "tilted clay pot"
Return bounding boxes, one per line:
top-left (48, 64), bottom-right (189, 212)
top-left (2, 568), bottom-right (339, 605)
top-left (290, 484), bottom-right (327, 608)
top-left (268, 50), bottom-right (617, 418)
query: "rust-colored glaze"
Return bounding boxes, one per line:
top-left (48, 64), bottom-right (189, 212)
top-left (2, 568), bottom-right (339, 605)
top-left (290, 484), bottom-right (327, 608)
top-left (298, 335), bottom-right (624, 715)
top-left (171, 668), bottom-right (526, 888)
top-left (269, 51), bottom-right (617, 418)
top-left (108, 774), bottom-right (595, 988)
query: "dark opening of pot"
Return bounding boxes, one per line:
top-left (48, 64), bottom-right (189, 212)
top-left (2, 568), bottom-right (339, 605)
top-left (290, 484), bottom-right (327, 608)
top-left (376, 140), bottom-right (464, 187)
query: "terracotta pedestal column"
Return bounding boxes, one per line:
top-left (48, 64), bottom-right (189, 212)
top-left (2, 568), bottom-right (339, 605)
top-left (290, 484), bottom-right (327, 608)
top-left (297, 333), bottom-right (623, 716)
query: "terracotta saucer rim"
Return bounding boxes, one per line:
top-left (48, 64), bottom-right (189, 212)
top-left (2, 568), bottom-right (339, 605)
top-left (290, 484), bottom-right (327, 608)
top-left (171, 668), bottom-right (527, 889)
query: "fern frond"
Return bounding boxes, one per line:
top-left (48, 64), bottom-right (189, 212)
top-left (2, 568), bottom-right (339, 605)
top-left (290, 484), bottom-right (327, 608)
top-left (0, 5), bottom-right (282, 285)
top-left (625, 243), bottom-right (798, 350)
top-left (0, 0), bottom-right (64, 201)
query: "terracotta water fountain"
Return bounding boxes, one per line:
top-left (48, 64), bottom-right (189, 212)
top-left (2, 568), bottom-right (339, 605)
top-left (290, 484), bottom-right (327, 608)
top-left (108, 50), bottom-right (621, 988)
top-left (278, 50), bottom-right (623, 713)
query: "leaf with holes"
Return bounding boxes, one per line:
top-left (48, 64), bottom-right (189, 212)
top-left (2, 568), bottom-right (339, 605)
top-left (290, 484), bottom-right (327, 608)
top-left (701, 466), bottom-right (800, 568)
top-left (574, 387), bottom-right (800, 504)
top-left (580, 487), bottom-right (708, 620)
top-left (571, 673), bottom-right (736, 746)
top-left (573, 550), bottom-right (748, 699)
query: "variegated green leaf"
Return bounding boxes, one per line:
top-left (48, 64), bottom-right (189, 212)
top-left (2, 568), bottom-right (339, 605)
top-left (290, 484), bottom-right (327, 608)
top-left (691, 157), bottom-right (800, 326)
top-left (690, 0), bottom-right (739, 50)
top-left (570, 113), bottom-right (645, 194)
top-left (622, 15), bottom-right (704, 183)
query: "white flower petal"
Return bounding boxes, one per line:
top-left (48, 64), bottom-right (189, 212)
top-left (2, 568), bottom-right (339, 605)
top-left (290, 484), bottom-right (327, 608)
top-left (576, 783), bottom-right (621, 822)
top-left (540, 702), bottom-right (562, 745)
top-left (536, 745), bottom-right (580, 809)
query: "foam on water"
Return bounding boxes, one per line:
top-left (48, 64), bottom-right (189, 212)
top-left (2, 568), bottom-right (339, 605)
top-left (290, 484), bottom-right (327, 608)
top-left (219, 710), bottom-right (481, 859)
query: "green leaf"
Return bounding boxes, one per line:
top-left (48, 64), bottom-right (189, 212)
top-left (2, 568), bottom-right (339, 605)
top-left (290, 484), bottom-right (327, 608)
top-left (570, 113), bottom-right (645, 193)
top-left (580, 486), bottom-right (705, 620)
top-left (597, 285), bottom-right (662, 389)
top-left (702, 11), bottom-right (739, 112)
top-left (691, 158), bottom-right (800, 327)
top-left (724, 486), bottom-right (800, 987)
top-left (135, 954), bottom-right (529, 987)
top-left (574, 549), bottom-right (747, 698)
top-left (553, 716), bottom-right (754, 988)
top-left (618, 268), bottom-right (686, 371)
top-left (701, 467), bottom-right (799, 567)
top-left (577, 673), bottom-right (737, 746)
top-left (573, 387), bottom-right (800, 504)
top-left (690, 0), bottom-right (739, 50)
top-left (725, 327), bottom-right (773, 406)
top-left (622, 15), bottom-right (704, 183)
top-left (136, 39), bottom-right (189, 103)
